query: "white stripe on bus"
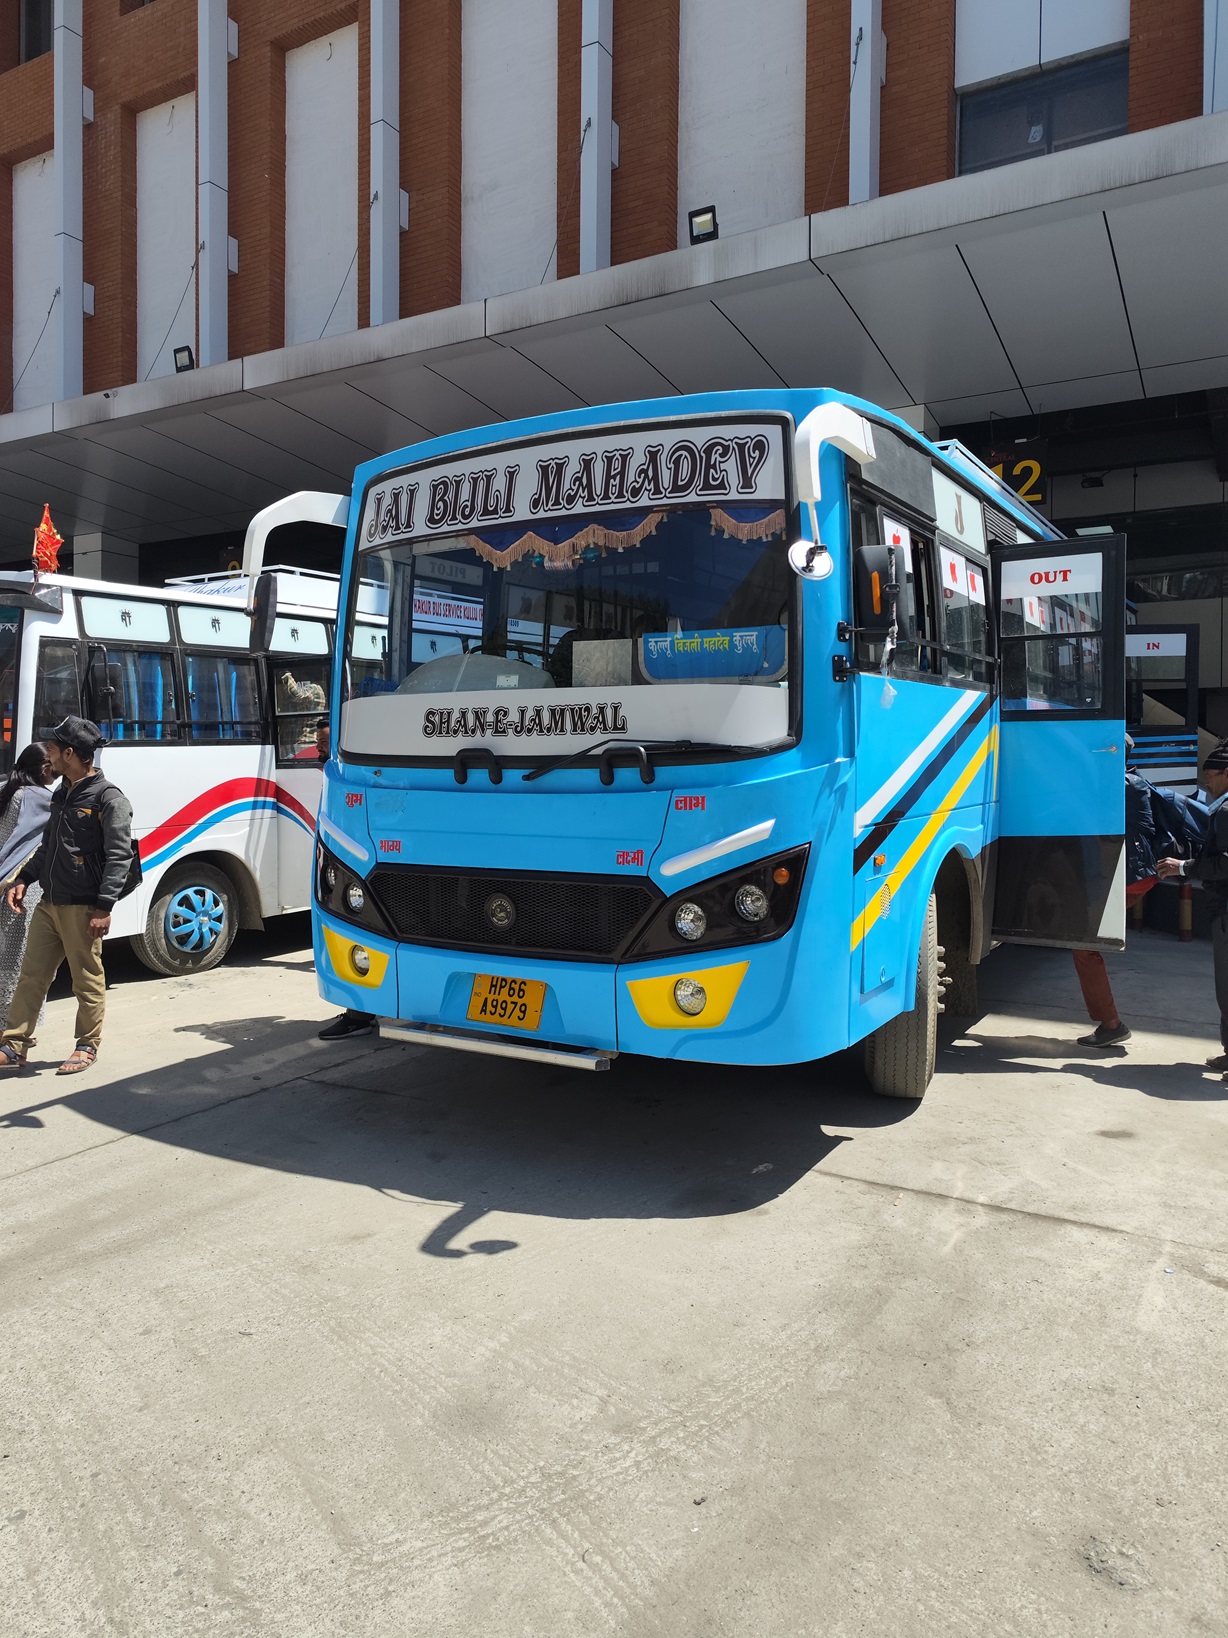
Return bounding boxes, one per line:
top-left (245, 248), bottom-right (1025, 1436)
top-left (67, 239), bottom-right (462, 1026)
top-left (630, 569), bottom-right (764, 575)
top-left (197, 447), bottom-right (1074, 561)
top-left (853, 689), bottom-right (980, 835)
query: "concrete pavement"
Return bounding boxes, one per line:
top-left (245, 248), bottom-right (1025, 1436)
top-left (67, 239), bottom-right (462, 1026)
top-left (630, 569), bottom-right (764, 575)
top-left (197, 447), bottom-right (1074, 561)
top-left (1, 921), bottom-right (1226, 1636)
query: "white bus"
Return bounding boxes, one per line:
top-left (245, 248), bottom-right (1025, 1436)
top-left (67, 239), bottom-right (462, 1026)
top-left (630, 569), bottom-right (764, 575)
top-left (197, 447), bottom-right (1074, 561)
top-left (0, 564), bottom-right (350, 976)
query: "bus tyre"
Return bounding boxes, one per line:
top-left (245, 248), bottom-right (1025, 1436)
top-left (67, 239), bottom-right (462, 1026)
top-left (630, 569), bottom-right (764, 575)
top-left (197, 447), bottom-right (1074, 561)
top-left (130, 864), bottom-right (239, 977)
top-left (864, 892), bottom-right (938, 1100)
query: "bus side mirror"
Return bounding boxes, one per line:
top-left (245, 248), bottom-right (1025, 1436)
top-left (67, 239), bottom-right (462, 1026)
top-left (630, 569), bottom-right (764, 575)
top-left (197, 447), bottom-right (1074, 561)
top-left (854, 544), bottom-right (913, 638)
top-left (252, 572), bottom-right (278, 652)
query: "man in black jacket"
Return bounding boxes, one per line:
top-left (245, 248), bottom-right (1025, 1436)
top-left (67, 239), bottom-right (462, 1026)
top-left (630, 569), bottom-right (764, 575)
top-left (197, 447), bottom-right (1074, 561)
top-left (1158, 738), bottom-right (1228, 1071)
top-left (0, 716), bottom-right (133, 1076)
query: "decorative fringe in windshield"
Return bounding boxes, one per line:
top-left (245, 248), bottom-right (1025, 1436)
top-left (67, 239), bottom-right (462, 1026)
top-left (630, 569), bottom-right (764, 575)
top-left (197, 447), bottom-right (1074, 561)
top-left (709, 506), bottom-right (786, 542)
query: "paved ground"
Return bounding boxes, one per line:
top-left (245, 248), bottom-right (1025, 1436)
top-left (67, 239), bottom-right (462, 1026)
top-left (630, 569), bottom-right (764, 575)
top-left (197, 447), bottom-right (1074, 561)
top-left (1, 921), bottom-right (1226, 1637)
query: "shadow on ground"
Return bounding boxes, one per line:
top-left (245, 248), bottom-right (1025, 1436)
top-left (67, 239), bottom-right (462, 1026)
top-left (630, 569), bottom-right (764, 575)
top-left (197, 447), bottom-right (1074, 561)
top-left (7, 906), bottom-right (921, 1253)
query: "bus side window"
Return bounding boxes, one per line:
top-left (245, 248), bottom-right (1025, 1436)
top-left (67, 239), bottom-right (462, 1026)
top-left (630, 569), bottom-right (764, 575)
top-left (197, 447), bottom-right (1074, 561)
top-left (183, 652), bottom-right (263, 742)
top-left (105, 649), bottom-right (180, 740)
top-left (34, 640), bottom-right (83, 727)
top-left (850, 497), bottom-right (942, 682)
top-left (272, 659), bottom-right (330, 761)
top-left (937, 545), bottom-right (992, 688)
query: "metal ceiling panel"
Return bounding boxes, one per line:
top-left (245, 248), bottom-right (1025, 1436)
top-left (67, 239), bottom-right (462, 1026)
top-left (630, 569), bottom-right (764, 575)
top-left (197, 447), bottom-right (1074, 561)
top-left (501, 322), bottom-right (679, 406)
top-left (427, 342), bottom-right (586, 421)
top-left (19, 431), bottom-right (240, 519)
top-left (959, 213), bottom-right (1139, 387)
top-left (926, 387), bottom-right (1034, 428)
top-left (152, 412), bottom-right (330, 497)
top-left (0, 445), bottom-right (179, 525)
top-left (822, 242), bottom-right (1019, 404)
top-left (608, 302), bottom-right (785, 394)
top-left (206, 397), bottom-right (374, 478)
top-left (1141, 355), bottom-right (1228, 397)
top-left (356, 362), bottom-right (504, 437)
top-left (1025, 369), bottom-right (1144, 414)
top-left (1107, 183), bottom-right (1228, 367)
top-left (66, 425), bottom-right (279, 510)
top-left (714, 270), bottom-right (912, 404)
top-left (259, 379), bottom-right (431, 457)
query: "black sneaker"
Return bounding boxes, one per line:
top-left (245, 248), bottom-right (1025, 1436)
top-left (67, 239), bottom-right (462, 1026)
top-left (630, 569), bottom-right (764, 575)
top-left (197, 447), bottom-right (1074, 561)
top-left (318, 1011), bottom-right (377, 1041)
top-left (1206, 1053), bottom-right (1228, 1071)
top-left (1077, 1022), bottom-right (1132, 1048)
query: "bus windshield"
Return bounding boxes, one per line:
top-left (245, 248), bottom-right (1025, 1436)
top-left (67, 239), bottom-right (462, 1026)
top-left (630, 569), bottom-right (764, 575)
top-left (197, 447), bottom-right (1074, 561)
top-left (341, 501), bottom-right (794, 761)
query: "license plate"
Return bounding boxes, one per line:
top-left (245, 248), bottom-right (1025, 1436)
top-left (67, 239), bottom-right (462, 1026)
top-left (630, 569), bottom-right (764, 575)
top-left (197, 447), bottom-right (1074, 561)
top-left (466, 974), bottom-right (547, 1032)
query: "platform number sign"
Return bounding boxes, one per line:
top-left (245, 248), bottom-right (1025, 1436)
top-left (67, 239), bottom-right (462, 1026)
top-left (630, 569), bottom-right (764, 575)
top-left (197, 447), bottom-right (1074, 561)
top-left (990, 439), bottom-right (1047, 506)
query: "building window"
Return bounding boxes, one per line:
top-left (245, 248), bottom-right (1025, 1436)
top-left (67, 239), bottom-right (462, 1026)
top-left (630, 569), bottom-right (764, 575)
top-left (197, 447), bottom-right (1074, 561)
top-left (957, 51), bottom-right (1129, 176)
top-left (20, 0), bottom-right (52, 62)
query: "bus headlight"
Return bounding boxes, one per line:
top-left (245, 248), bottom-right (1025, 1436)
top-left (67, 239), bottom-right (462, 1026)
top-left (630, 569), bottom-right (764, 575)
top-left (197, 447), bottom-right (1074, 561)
top-left (734, 884), bottom-right (769, 922)
top-left (673, 901), bottom-right (707, 942)
top-left (626, 846), bottom-right (809, 961)
top-left (351, 945), bottom-right (371, 976)
top-left (315, 843), bottom-right (391, 938)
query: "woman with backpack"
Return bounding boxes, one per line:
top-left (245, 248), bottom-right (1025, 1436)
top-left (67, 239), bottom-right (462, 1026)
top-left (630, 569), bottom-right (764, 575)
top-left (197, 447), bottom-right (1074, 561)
top-left (0, 742), bottom-right (56, 1030)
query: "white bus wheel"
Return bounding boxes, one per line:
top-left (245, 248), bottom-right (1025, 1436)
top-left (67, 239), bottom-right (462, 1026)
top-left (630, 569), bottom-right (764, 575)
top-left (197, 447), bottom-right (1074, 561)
top-left (863, 891), bottom-right (938, 1101)
top-left (130, 864), bottom-right (240, 977)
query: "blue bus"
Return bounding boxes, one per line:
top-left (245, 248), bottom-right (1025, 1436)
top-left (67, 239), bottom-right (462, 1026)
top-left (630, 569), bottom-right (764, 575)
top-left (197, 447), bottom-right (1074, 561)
top-left (248, 391), bottom-right (1126, 1099)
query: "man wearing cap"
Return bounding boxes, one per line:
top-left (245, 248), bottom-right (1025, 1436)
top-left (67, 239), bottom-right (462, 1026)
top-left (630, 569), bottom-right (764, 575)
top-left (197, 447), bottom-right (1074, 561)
top-left (0, 716), bottom-right (133, 1076)
top-left (1157, 738), bottom-right (1228, 1073)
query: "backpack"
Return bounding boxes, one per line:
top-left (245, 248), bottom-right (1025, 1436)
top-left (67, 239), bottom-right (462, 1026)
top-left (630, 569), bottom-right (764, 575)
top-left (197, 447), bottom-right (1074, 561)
top-left (1148, 783), bottom-right (1209, 861)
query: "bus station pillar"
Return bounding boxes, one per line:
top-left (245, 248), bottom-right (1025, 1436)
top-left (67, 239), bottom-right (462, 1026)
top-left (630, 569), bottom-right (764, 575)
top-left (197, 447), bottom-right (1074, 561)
top-left (72, 533), bottom-right (139, 583)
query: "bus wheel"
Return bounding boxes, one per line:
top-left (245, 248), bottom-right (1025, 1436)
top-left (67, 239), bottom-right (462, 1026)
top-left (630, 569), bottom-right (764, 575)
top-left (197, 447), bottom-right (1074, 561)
top-left (130, 864), bottom-right (239, 977)
top-left (864, 892), bottom-right (938, 1100)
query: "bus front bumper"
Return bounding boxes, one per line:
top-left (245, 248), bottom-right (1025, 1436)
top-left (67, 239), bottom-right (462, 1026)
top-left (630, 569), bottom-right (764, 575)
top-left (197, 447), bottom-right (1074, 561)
top-left (314, 915), bottom-right (839, 1068)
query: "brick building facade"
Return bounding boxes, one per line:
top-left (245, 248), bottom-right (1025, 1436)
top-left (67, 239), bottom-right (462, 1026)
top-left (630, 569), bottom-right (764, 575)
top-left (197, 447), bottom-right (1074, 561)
top-left (0, 0), bottom-right (1210, 405)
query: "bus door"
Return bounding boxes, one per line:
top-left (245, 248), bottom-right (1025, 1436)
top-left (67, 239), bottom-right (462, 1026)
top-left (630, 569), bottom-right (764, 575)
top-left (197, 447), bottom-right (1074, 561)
top-left (992, 535), bottom-right (1127, 950)
top-left (1126, 623), bottom-right (1200, 793)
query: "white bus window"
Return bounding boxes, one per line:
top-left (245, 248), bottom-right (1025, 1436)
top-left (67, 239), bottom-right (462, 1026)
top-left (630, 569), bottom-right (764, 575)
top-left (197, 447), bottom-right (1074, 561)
top-left (1001, 552), bottom-right (1104, 711)
top-left (939, 545), bottom-right (992, 687)
top-left (34, 640), bottom-right (82, 732)
top-left (183, 653), bottom-right (262, 742)
top-left (104, 650), bottom-right (180, 741)
top-left (178, 605), bottom-right (251, 649)
top-left (271, 617), bottom-right (329, 655)
top-left (80, 595), bottom-right (171, 645)
top-left (274, 660), bottom-right (330, 761)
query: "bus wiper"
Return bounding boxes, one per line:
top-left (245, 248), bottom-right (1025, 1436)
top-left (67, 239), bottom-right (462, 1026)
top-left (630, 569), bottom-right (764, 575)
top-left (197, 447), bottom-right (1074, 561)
top-left (522, 739), bottom-right (759, 785)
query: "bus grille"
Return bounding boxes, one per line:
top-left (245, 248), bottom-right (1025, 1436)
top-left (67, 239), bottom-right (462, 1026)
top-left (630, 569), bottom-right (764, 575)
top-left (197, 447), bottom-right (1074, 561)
top-left (367, 866), bottom-right (662, 962)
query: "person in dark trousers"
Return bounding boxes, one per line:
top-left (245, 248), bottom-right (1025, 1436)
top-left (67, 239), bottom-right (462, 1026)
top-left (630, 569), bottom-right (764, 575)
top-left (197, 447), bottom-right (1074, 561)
top-left (0, 717), bottom-right (133, 1076)
top-left (1157, 738), bottom-right (1228, 1073)
top-left (1073, 755), bottom-right (1161, 1047)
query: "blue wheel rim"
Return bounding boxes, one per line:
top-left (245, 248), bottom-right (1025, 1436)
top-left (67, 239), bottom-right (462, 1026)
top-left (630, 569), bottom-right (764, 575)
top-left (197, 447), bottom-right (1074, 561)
top-left (165, 885), bottom-right (227, 953)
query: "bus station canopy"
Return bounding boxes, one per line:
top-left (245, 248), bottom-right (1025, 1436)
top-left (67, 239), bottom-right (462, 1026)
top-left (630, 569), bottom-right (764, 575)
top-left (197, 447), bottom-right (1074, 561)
top-left (1, 111), bottom-right (1226, 560)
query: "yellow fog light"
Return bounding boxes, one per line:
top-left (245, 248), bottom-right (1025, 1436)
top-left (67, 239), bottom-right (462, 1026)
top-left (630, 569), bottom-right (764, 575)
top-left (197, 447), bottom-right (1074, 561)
top-left (673, 978), bottom-right (707, 1015)
top-left (351, 945), bottom-right (371, 976)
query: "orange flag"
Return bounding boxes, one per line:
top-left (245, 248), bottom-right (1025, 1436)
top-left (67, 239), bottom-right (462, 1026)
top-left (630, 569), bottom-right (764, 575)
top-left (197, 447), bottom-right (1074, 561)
top-left (32, 504), bottom-right (62, 575)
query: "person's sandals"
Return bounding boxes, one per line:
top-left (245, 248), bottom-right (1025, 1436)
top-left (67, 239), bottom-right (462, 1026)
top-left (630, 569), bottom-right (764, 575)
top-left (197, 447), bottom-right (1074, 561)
top-left (57, 1042), bottom-right (97, 1076)
top-left (0, 1042), bottom-right (27, 1071)
top-left (1077, 1022), bottom-right (1132, 1048)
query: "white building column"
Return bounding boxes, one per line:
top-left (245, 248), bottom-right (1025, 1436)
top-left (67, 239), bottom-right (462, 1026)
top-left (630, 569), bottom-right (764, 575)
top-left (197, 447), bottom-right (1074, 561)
top-left (53, 0), bottom-right (84, 402)
top-left (579, 0), bottom-right (613, 274)
top-left (1207, 0), bottom-right (1228, 113)
top-left (370, 0), bottom-right (400, 325)
top-left (198, 0), bottom-right (229, 367)
top-left (848, 0), bottom-right (884, 207)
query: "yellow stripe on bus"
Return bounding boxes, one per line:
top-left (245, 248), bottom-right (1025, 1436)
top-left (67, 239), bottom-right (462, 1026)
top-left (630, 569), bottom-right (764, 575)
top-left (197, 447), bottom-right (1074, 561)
top-left (850, 733), bottom-right (993, 952)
